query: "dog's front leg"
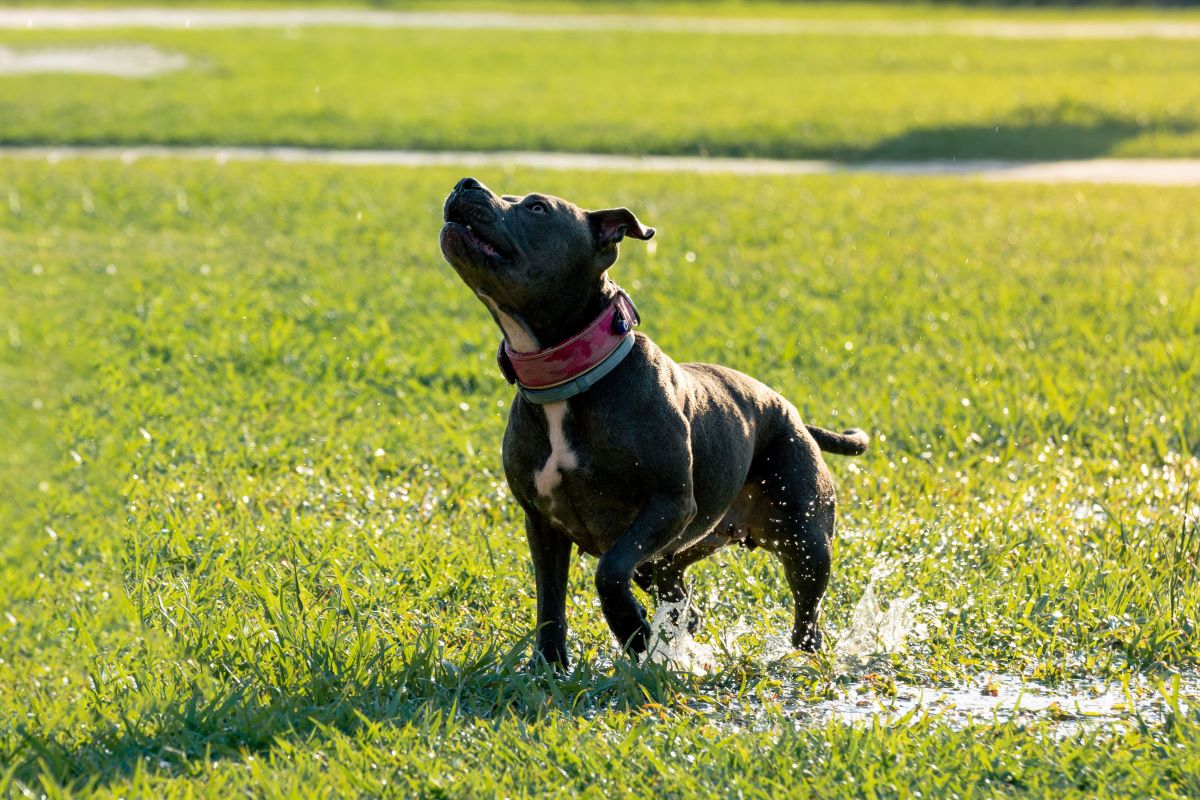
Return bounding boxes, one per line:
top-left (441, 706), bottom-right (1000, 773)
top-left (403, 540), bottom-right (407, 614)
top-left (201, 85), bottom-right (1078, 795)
top-left (595, 492), bottom-right (697, 657)
top-left (525, 513), bottom-right (573, 668)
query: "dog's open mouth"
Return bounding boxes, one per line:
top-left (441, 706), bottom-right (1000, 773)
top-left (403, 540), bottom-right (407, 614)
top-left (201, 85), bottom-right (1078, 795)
top-left (462, 224), bottom-right (502, 259)
top-left (443, 205), bottom-right (508, 264)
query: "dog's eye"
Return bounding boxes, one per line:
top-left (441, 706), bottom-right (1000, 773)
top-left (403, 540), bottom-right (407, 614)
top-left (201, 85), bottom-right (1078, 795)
top-left (527, 202), bottom-right (547, 214)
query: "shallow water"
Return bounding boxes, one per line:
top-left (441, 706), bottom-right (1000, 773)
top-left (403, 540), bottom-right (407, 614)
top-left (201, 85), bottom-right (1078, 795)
top-left (0, 45), bottom-right (188, 78)
top-left (692, 673), bottom-right (1199, 734)
top-left (646, 572), bottom-right (1196, 731)
top-left (796, 676), bottom-right (1190, 734)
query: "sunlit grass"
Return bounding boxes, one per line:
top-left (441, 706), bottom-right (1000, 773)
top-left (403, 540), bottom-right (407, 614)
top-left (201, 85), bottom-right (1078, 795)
top-left (1, 26), bottom-right (1200, 159)
top-left (1, 159), bottom-right (1198, 796)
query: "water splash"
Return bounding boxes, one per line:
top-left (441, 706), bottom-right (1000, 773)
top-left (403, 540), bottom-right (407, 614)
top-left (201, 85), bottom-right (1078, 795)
top-left (644, 600), bottom-right (718, 675)
top-left (835, 564), bottom-right (927, 667)
top-left (645, 561), bottom-right (927, 675)
top-left (644, 594), bottom-right (798, 674)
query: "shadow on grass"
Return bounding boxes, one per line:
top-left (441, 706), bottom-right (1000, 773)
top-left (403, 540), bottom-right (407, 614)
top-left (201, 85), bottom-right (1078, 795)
top-left (7, 630), bottom-right (708, 793)
top-left (837, 102), bottom-right (1197, 162)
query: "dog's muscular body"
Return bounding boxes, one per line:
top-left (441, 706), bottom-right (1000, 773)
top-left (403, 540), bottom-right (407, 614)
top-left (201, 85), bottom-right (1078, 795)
top-left (440, 178), bottom-right (867, 666)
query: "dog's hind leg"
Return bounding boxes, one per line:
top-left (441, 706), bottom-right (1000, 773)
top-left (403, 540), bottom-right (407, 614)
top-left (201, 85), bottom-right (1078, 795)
top-left (749, 430), bottom-right (838, 651)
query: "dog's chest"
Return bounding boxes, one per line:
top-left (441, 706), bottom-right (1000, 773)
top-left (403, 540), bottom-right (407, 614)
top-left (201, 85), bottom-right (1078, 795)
top-left (509, 402), bottom-right (636, 554)
top-left (533, 402), bottom-right (577, 498)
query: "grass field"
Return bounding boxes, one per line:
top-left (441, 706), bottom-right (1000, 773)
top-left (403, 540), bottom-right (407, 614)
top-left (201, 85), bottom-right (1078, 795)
top-left (2, 157), bottom-right (1198, 796)
top-left (3, 0), bottom-right (1200, 796)
top-left (2, 26), bottom-right (1200, 160)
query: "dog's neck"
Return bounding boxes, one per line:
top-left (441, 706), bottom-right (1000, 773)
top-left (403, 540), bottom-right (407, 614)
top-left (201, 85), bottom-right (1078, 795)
top-left (483, 279), bottom-right (624, 352)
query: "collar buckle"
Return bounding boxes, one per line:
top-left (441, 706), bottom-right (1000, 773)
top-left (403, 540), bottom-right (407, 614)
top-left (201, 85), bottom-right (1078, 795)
top-left (611, 289), bottom-right (641, 334)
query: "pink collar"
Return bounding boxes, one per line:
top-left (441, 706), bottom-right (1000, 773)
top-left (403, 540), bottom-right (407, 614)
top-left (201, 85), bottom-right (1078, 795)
top-left (497, 290), bottom-right (640, 399)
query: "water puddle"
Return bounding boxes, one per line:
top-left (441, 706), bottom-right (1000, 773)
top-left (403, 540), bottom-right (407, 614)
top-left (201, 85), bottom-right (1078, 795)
top-left (796, 674), bottom-right (1195, 730)
top-left (0, 45), bottom-right (188, 78)
top-left (646, 573), bottom-right (1196, 731)
top-left (686, 672), bottom-right (1199, 734)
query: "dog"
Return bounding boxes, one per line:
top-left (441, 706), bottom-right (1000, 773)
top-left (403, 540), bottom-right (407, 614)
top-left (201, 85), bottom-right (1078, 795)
top-left (440, 177), bottom-right (868, 667)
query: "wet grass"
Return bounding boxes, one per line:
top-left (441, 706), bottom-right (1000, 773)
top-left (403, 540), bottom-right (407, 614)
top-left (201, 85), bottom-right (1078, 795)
top-left (1, 158), bottom-right (1198, 796)
top-left (2, 26), bottom-right (1200, 160)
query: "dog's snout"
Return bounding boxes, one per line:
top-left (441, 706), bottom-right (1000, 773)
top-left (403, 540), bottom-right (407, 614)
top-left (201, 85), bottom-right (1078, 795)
top-left (455, 177), bottom-right (482, 194)
top-left (446, 177), bottom-right (501, 226)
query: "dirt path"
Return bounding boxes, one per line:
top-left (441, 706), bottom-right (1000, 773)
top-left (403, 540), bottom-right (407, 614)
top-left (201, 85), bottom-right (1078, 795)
top-left (1, 9), bottom-right (1199, 39)
top-left (3, 145), bottom-right (1199, 185)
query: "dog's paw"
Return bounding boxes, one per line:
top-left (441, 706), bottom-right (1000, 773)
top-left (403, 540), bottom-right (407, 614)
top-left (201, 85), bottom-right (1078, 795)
top-left (527, 645), bottom-right (570, 674)
top-left (621, 622), bottom-right (653, 659)
top-left (792, 625), bottom-right (823, 653)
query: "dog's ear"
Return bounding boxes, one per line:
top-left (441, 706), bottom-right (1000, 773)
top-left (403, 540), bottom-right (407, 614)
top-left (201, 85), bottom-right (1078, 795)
top-left (588, 208), bottom-right (655, 249)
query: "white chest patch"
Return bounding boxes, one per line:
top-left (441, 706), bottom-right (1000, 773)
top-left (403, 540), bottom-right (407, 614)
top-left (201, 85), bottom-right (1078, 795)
top-left (476, 293), bottom-right (579, 500)
top-left (479, 292), bottom-right (540, 353)
top-left (535, 401), bottom-right (579, 498)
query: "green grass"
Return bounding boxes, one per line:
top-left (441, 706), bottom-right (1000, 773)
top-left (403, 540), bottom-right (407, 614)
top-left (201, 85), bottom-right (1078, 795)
top-left (2, 26), bottom-right (1200, 159)
top-left (1, 158), bottom-right (1198, 797)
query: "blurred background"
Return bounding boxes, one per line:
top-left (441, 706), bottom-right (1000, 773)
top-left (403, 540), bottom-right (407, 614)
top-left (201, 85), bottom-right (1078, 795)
top-left (0, 0), bottom-right (1199, 160)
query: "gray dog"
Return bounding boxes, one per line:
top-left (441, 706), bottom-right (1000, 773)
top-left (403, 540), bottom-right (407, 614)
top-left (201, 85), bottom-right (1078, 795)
top-left (440, 177), bottom-right (867, 667)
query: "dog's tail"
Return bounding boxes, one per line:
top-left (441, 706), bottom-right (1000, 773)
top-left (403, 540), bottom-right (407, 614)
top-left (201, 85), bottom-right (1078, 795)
top-left (806, 426), bottom-right (869, 456)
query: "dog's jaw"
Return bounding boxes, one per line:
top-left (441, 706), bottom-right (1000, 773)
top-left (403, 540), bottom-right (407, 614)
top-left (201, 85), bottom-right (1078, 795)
top-left (478, 292), bottom-right (540, 352)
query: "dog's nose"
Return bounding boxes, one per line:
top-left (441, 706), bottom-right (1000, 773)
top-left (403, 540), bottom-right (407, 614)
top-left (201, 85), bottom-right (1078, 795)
top-left (455, 177), bottom-right (481, 194)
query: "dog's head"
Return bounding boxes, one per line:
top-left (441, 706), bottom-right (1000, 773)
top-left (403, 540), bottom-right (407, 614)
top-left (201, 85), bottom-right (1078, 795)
top-left (439, 177), bottom-right (653, 346)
